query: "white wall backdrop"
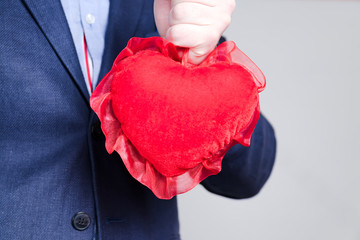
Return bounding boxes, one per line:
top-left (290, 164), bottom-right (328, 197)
top-left (178, 1), bottom-right (360, 239)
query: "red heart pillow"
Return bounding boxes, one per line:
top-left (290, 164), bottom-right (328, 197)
top-left (90, 37), bottom-right (265, 199)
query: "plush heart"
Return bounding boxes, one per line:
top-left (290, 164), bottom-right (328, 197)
top-left (90, 37), bottom-right (265, 199)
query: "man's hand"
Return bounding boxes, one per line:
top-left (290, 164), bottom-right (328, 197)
top-left (154, 0), bottom-right (235, 64)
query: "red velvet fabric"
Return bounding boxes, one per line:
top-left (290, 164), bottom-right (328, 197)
top-left (90, 37), bottom-right (266, 199)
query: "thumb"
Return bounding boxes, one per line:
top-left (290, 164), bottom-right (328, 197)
top-left (186, 40), bottom-right (217, 65)
top-left (187, 50), bottom-right (208, 65)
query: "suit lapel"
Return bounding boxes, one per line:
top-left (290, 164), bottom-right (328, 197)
top-left (98, 0), bottom-right (145, 83)
top-left (22, 0), bottom-right (89, 101)
top-left (22, 0), bottom-right (146, 99)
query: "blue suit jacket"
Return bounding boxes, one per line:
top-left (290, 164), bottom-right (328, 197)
top-left (0, 0), bottom-right (276, 239)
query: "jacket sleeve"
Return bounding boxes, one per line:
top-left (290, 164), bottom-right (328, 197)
top-left (201, 114), bottom-right (276, 199)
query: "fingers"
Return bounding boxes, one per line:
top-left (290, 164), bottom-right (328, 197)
top-left (170, 0), bottom-right (217, 8)
top-left (169, 2), bottom-right (214, 26)
top-left (166, 1), bottom-right (233, 64)
top-left (154, 0), bottom-right (236, 65)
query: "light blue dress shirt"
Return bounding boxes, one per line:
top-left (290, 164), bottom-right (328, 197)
top-left (60, 0), bottom-right (110, 93)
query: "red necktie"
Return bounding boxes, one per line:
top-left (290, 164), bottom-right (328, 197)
top-left (83, 33), bottom-right (93, 93)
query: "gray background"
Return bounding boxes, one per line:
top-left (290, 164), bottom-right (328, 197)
top-left (178, 0), bottom-right (360, 239)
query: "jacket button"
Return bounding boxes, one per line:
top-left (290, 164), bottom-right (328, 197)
top-left (72, 212), bottom-right (91, 231)
top-left (91, 122), bottom-right (103, 140)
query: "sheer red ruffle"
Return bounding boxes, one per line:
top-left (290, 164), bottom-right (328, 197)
top-left (90, 37), bottom-right (265, 199)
